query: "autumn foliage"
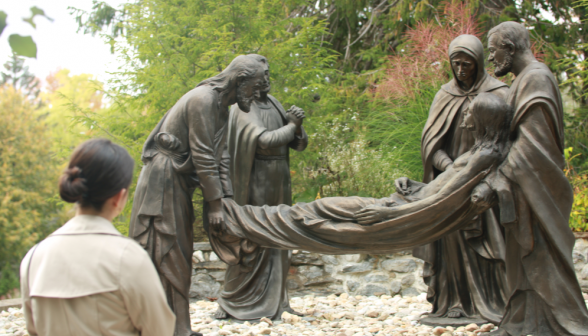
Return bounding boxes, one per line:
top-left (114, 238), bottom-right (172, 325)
top-left (377, 2), bottom-right (481, 101)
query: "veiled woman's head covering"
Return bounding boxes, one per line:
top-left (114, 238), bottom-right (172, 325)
top-left (447, 35), bottom-right (489, 94)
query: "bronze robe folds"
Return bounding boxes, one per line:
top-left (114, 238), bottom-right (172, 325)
top-left (416, 35), bottom-right (509, 323)
top-left (129, 86), bottom-right (233, 332)
top-left (220, 95), bottom-right (308, 320)
top-left (498, 61), bottom-right (588, 336)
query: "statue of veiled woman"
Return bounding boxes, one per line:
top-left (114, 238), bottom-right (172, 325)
top-left (414, 34), bottom-right (509, 325)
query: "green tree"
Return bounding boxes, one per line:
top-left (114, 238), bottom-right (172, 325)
top-left (39, 69), bottom-right (104, 163)
top-left (1, 53), bottom-right (41, 101)
top-left (0, 85), bottom-right (64, 295)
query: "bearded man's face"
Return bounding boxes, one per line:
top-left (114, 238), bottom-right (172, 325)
top-left (488, 34), bottom-right (514, 77)
top-left (236, 70), bottom-right (265, 112)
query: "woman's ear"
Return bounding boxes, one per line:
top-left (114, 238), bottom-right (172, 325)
top-left (113, 188), bottom-right (128, 209)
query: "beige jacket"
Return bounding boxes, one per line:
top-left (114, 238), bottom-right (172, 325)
top-left (20, 215), bottom-right (176, 336)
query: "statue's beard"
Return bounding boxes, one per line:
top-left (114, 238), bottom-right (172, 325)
top-left (494, 54), bottom-right (513, 77)
top-left (236, 84), bottom-right (253, 112)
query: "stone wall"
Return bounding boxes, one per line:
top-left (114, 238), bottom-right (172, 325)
top-left (190, 238), bottom-right (588, 300)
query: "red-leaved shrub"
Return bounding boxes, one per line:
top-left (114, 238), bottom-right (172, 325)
top-left (377, 1), bottom-right (481, 101)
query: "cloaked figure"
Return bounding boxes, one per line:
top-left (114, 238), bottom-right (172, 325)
top-left (415, 34), bottom-right (509, 325)
top-left (483, 21), bottom-right (588, 336)
top-left (215, 55), bottom-right (308, 320)
top-left (128, 55), bottom-right (267, 336)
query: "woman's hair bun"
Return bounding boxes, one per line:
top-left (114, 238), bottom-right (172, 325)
top-left (59, 166), bottom-right (88, 203)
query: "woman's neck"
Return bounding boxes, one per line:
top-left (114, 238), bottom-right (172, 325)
top-left (76, 205), bottom-right (116, 222)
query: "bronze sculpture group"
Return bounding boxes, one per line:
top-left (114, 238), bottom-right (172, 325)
top-left (128, 21), bottom-right (588, 336)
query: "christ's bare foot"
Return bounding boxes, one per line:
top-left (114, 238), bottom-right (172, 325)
top-left (446, 310), bottom-right (462, 318)
top-left (214, 307), bottom-right (228, 319)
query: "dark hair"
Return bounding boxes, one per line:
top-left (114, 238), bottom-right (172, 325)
top-left (469, 93), bottom-right (513, 153)
top-left (196, 54), bottom-right (267, 108)
top-left (488, 22), bottom-right (531, 52)
top-left (59, 138), bottom-right (134, 210)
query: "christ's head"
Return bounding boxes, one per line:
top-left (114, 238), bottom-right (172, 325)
top-left (196, 54), bottom-right (268, 112)
top-left (463, 93), bottom-right (512, 152)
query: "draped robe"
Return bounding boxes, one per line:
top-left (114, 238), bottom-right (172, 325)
top-left (219, 95), bottom-right (308, 320)
top-left (129, 86), bottom-right (233, 335)
top-left (415, 35), bottom-right (509, 323)
top-left (496, 61), bottom-right (588, 336)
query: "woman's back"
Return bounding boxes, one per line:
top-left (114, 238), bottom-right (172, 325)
top-left (20, 138), bottom-right (176, 336)
top-left (21, 215), bottom-right (175, 336)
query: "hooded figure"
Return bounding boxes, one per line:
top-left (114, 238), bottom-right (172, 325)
top-left (414, 34), bottom-right (509, 325)
top-left (216, 60), bottom-right (308, 320)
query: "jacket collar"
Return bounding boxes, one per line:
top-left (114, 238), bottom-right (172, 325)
top-left (51, 215), bottom-right (122, 236)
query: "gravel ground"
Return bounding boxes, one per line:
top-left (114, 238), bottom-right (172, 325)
top-left (0, 293), bottom-right (501, 336)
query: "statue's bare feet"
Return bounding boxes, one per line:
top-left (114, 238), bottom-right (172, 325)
top-left (446, 309), bottom-right (462, 318)
top-left (284, 307), bottom-right (304, 316)
top-left (214, 307), bottom-right (228, 319)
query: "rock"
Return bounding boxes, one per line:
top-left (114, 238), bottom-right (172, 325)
top-left (342, 262), bottom-right (373, 273)
top-left (218, 330), bottom-right (231, 335)
top-left (286, 279), bottom-right (300, 290)
top-left (298, 265), bottom-right (324, 279)
top-left (305, 276), bottom-right (338, 286)
top-left (281, 311), bottom-right (302, 323)
top-left (189, 273), bottom-right (221, 299)
top-left (347, 280), bottom-right (360, 292)
top-left (192, 250), bottom-right (205, 263)
top-left (581, 264), bottom-right (588, 280)
top-left (260, 317), bottom-right (273, 326)
top-left (291, 253), bottom-right (324, 266)
top-left (465, 323), bottom-right (479, 332)
top-left (192, 261), bottom-right (228, 270)
top-left (208, 271), bottom-right (226, 282)
top-left (343, 254), bottom-right (366, 262)
top-left (209, 252), bottom-right (219, 261)
top-left (359, 284), bottom-right (390, 296)
top-left (365, 273), bottom-right (389, 282)
top-left (574, 250), bottom-right (587, 264)
top-left (433, 327), bottom-right (447, 335)
top-left (321, 255), bottom-right (339, 265)
top-left (260, 328), bottom-right (272, 334)
top-left (378, 312), bottom-right (390, 321)
top-left (390, 280), bottom-right (402, 294)
top-left (401, 274), bottom-right (415, 287)
top-left (401, 287), bottom-right (420, 297)
top-left (193, 242), bottom-right (212, 251)
top-left (479, 323), bottom-right (494, 332)
top-left (580, 280), bottom-right (588, 292)
top-left (365, 310), bottom-right (379, 318)
top-left (381, 259), bottom-right (417, 273)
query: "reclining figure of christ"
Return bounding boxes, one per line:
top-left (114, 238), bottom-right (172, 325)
top-left (209, 93), bottom-right (513, 267)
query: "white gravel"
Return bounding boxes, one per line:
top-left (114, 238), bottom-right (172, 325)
top-left (0, 293), bottom-right (500, 335)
